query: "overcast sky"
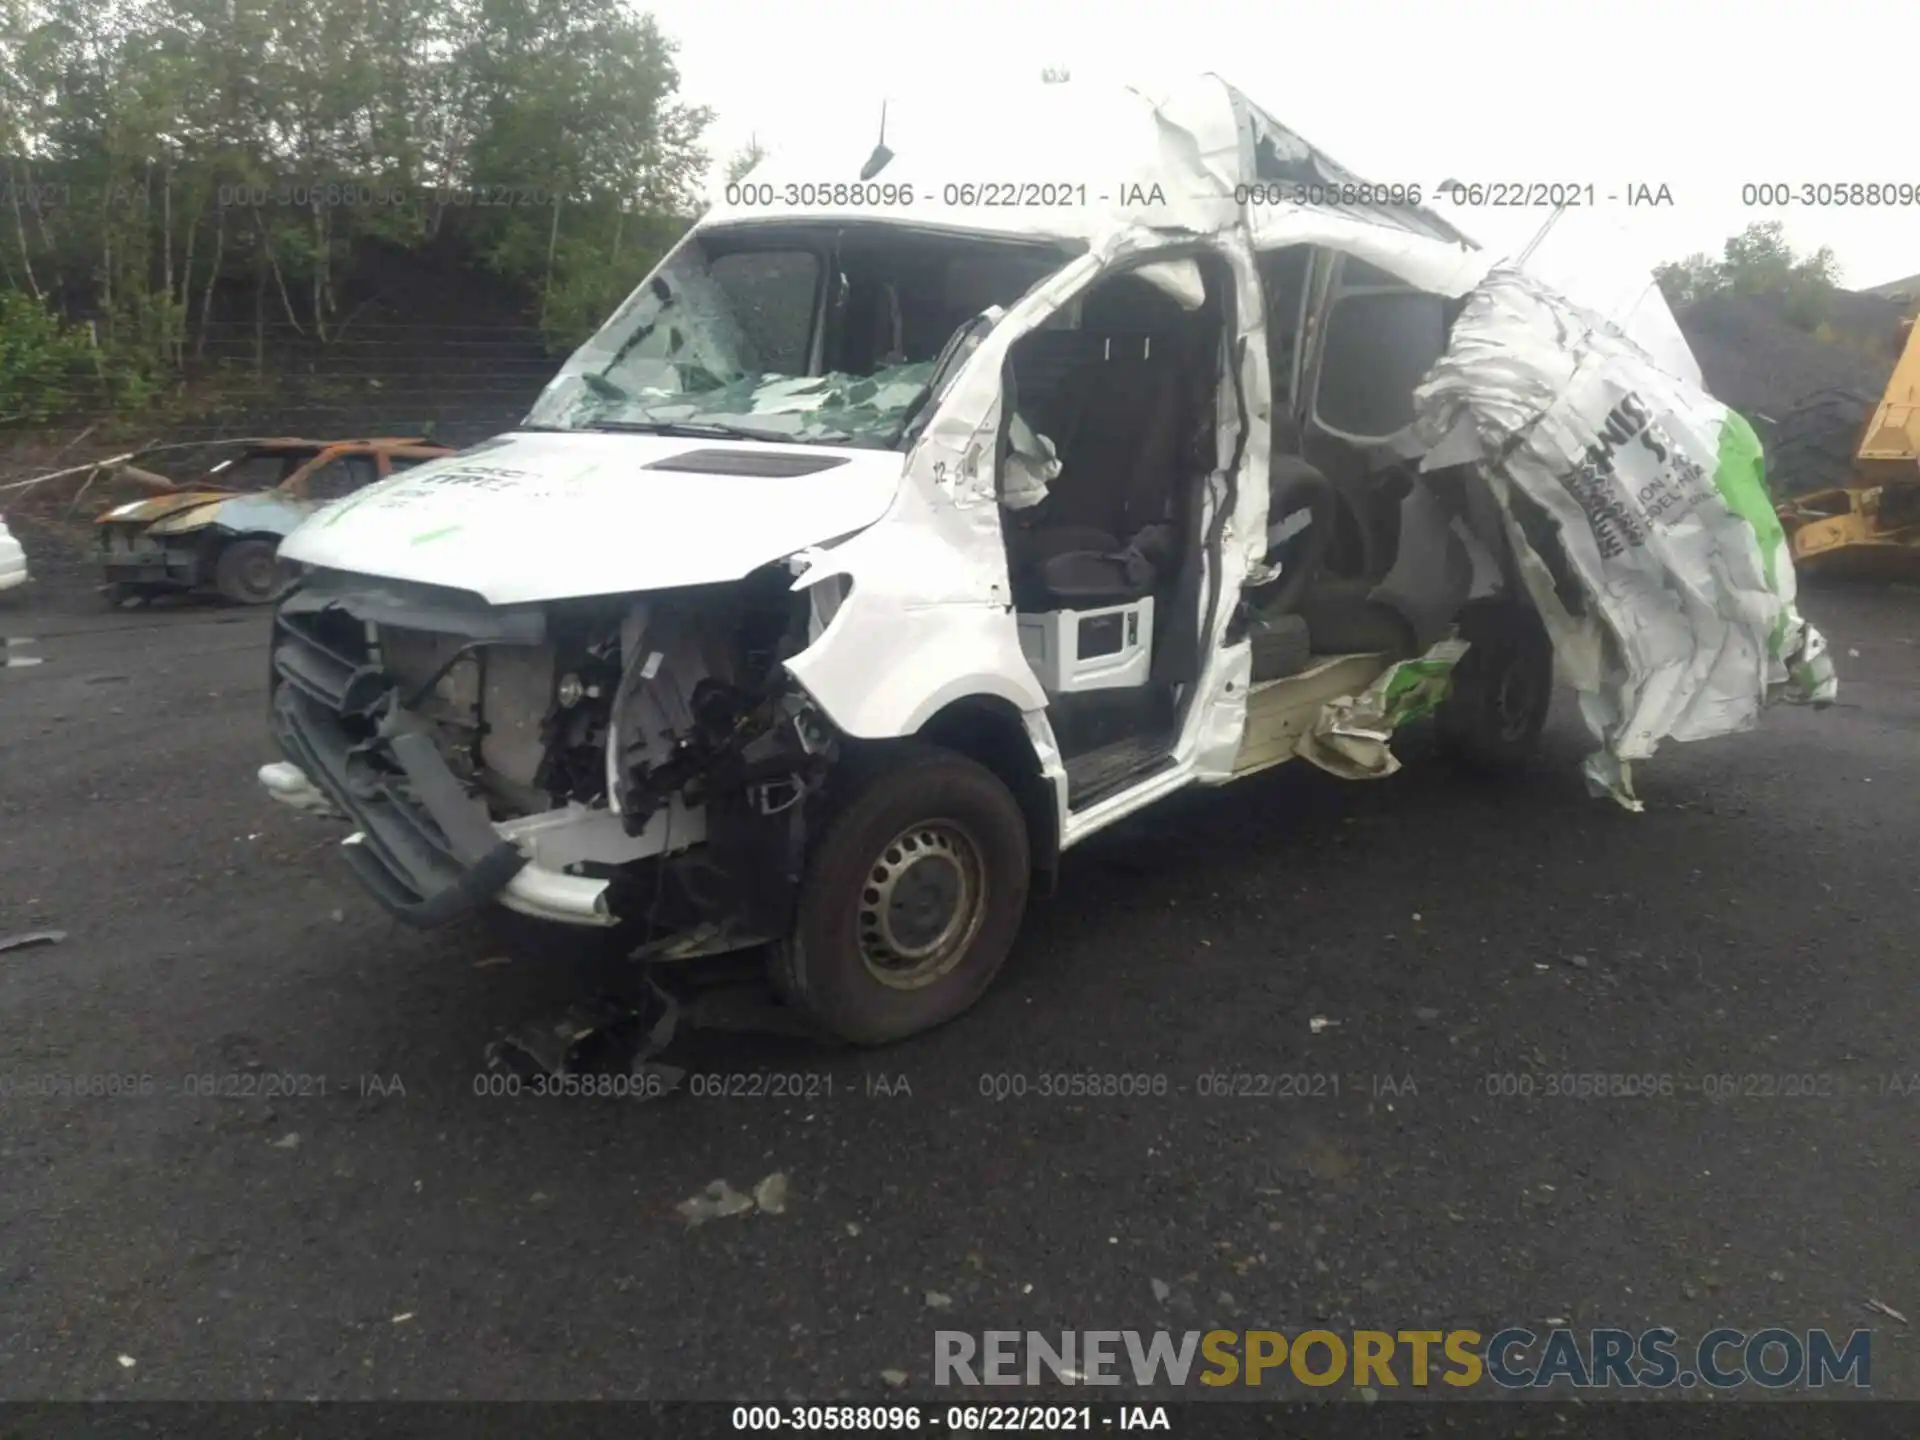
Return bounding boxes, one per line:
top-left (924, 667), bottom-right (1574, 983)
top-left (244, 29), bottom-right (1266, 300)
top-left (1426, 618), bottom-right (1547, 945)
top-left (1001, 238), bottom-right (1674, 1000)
top-left (651, 0), bottom-right (1916, 290)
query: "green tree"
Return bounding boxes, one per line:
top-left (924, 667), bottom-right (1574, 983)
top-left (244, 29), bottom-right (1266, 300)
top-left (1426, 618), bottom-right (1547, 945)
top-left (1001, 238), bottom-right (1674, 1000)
top-left (725, 138), bottom-right (766, 185)
top-left (0, 0), bottom-right (714, 410)
top-left (1655, 221), bottom-right (1840, 329)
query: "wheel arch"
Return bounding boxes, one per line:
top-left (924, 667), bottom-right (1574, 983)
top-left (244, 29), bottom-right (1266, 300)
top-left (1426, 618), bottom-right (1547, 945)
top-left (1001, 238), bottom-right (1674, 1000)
top-left (910, 694), bottom-right (1061, 893)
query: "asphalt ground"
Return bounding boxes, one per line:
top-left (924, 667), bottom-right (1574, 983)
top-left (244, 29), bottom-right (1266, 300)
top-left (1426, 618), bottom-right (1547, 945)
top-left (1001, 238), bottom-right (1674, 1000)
top-left (1, 535), bottom-right (1915, 1403)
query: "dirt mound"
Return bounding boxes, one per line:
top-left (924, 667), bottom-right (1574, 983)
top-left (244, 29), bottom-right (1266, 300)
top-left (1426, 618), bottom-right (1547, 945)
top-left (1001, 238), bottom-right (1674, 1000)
top-left (1676, 291), bottom-right (1899, 421)
top-left (1675, 291), bottom-right (1906, 496)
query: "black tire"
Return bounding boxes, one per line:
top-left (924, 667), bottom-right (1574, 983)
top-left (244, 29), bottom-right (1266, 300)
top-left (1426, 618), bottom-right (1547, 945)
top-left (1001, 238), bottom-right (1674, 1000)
top-left (1297, 579), bottom-right (1418, 656)
top-left (769, 743), bottom-right (1031, 1046)
top-left (1434, 599), bottom-right (1554, 773)
top-left (213, 537), bottom-right (289, 605)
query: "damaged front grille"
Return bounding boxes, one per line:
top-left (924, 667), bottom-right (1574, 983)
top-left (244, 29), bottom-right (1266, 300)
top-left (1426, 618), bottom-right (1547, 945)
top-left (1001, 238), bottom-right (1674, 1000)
top-left (268, 586), bottom-right (542, 925)
top-left (272, 603), bottom-right (372, 714)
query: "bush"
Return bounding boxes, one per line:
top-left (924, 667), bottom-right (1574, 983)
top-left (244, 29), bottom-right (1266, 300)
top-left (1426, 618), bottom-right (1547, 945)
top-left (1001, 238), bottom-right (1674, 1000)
top-left (0, 292), bottom-right (97, 426)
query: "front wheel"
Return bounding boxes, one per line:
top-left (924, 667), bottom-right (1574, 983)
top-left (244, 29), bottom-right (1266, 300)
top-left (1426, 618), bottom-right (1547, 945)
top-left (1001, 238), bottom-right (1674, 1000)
top-left (769, 744), bottom-right (1031, 1045)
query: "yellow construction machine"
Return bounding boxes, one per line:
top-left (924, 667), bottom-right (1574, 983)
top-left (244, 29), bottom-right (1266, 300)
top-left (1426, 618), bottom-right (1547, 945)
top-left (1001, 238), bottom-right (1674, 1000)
top-left (1776, 309), bottom-right (1920, 580)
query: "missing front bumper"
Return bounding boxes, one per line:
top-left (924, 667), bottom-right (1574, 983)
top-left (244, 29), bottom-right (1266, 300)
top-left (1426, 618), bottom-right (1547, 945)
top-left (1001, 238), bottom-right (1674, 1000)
top-left (258, 757), bottom-right (621, 929)
top-left (269, 675), bottom-right (535, 928)
top-left (100, 534), bottom-right (199, 588)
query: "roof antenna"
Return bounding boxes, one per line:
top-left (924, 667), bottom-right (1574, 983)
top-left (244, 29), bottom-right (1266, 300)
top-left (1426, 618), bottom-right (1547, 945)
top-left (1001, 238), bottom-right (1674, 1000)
top-left (1516, 199), bottom-right (1571, 268)
top-left (859, 100), bottom-right (894, 181)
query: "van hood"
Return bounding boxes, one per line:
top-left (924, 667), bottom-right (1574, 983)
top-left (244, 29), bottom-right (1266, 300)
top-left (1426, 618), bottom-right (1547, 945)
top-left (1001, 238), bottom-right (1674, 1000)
top-left (277, 430), bottom-right (907, 605)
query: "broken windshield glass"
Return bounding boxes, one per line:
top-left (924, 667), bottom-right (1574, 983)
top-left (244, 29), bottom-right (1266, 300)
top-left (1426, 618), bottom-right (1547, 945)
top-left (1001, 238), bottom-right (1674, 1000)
top-left (584, 362), bottom-right (939, 446)
top-left (527, 229), bottom-right (1069, 450)
top-left (528, 240), bottom-right (935, 448)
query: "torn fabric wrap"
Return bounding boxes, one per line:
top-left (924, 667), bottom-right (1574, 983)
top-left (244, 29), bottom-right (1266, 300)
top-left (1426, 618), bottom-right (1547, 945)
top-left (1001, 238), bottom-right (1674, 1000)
top-left (1412, 266), bottom-right (1838, 809)
top-left (1297, 640), bottom-right (1468, 780)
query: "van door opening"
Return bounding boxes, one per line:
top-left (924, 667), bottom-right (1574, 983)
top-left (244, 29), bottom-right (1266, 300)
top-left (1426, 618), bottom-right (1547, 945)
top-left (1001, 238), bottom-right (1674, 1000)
top-left (997, 255), bottom-right (1230, 808)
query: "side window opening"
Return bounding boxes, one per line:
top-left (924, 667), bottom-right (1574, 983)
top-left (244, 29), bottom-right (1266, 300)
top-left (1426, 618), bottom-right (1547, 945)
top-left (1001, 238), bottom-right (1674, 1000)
top-left (1258, 245), bottom-right (1313, 437)
top-left (304, 455), bottom-right (381, 503)
top-left (1312, 272), bottom-right (1450, 443)
top-left (211, 450), bottom-right (306, 490)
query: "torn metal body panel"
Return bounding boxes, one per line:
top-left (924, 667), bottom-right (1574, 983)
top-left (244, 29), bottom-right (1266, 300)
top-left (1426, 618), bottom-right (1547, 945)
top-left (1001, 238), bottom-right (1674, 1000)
top-left (255, 74), bottom-right (1820, 1048)
top-left (1411, 266), bottom-right (1836, 807)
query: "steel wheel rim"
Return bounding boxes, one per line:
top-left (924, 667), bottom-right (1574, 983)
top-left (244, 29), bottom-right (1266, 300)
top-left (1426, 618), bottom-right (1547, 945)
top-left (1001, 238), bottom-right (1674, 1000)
top-left (1493, 662), bottom-right (1538, 740)
top-left (236, 548), bottom-right (279, 601)
top-left (858, 820), bottom-right (987, 990)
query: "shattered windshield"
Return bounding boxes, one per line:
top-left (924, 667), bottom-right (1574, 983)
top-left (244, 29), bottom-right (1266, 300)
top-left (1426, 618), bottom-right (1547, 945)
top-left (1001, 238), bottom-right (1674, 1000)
top-left (525, 230), bottom-right (1067, 450)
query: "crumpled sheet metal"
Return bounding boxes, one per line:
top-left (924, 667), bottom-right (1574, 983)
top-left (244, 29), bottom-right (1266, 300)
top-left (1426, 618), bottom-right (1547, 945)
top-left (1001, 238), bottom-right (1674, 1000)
top-left (1411, 265), bottom-right (1837, 809)
top-left (1296, 640), bottom-right (1468, 781)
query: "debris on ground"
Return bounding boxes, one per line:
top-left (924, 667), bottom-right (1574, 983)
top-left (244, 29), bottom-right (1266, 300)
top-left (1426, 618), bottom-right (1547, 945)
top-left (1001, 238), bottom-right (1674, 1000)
top-left (0, 929), bottom-right (66, 954)
top-left (256, 761), bottom-right (347, 819)
top-left (1309, 1016), bottom-right (1338, 1034)
top-left (116, 1355), bottom-right (136, 1370)
top-left (753, 1171), bottom-right (789, 1214)
top-left (676, 1181), bottom-right (756, 1227)
top-left (1150, 1278), bottom-right (1171, 1303)
top-left (924, 1291), bottom-right (952, 1310)
top-left (677, 1171), bottom-right (792, 1227)
top-left (485, 981), bottom-right (683, 1095)
top-left (269, 1133), bottom-right (301, 1149)
top-left (487, 999), bottom-right (636, 1074)
top-left (880, 1369), bottom-right (908, 1389)
top-left (1866, 1298), bottom-right (1909, 1325)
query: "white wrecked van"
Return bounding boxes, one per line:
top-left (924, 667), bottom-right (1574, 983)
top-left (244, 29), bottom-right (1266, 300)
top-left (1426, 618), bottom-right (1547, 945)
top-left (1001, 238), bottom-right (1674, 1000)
top-left (258, 77), bottom-right (1830, 1045)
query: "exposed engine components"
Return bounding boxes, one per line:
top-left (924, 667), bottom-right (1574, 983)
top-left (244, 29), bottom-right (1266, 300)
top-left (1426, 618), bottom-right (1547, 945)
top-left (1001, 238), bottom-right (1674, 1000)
top-left (533, 630), bottom-right (623, 807)
top-left (609, 573), bottom-right (840, 840)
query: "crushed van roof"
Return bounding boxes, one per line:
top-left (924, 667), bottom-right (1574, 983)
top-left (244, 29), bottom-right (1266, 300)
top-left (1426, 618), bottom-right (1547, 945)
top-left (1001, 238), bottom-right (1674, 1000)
top-left (708, 74), bottom-right (1475, 251)
top-left (702, 73), bottom-right (1699, 382)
